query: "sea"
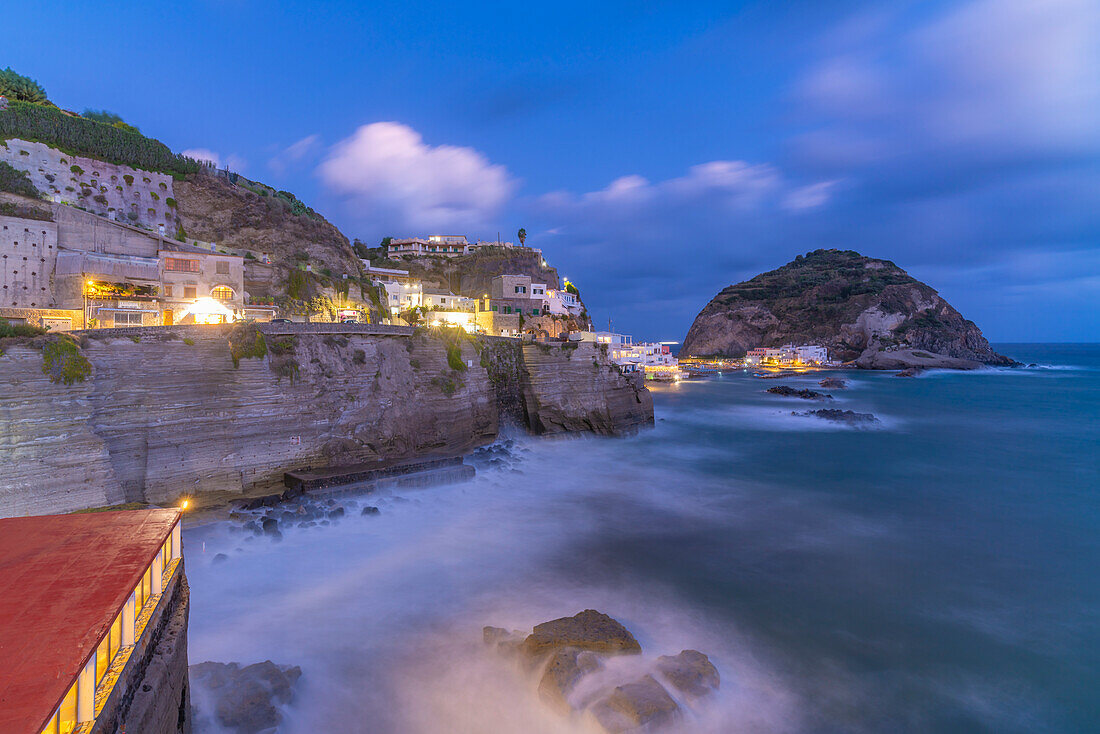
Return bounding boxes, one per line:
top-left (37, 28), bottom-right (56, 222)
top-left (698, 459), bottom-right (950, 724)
top-left (184, 344), bottom-right (1100, 733)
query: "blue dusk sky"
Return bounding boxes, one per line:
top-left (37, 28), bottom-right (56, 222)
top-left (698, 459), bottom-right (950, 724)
top-left (7, 0), bottom-right (1099, 342)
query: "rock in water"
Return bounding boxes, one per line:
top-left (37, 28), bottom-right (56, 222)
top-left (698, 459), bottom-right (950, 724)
top-left (819, 377), bottom-right (847, 388)
top-left (522, 609), bottom-right (642, 659)
top-left (795, 409), bottom-right (878, 424)
top-left (655, 650), bottom-right (720, 699)
top-left (766, 385), bottom-right (832, 400)
top-left (538, 647), bottom-right (603, 713)
top-left (681, 249), bottom-right (1014, 367)
top-left (590, 675), bottom-right (680, 733)
top-left (896, 367), bottom-right (923, 378)
top-left (189, 660), bottom-right (302, 734)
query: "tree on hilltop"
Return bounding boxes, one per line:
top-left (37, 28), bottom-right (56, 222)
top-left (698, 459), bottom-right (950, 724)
top-left (0, 67), bottom-right (48, 104)
top-left (517, 228), bottom-right (526, 246)
top-left (82, 109), bottom-right (140, 134)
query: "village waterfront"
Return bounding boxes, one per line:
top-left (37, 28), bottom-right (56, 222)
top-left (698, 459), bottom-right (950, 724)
top-left (184, 344), bottom-right (1099, 733)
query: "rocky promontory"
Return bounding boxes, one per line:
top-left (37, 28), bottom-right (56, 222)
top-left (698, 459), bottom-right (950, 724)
top-left (681, 249), bottom-right (1014, 368)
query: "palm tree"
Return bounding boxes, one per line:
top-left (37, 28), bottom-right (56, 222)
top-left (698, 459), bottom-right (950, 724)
top-left (517, 228), bottom-right (527, 246)
top-left (0, 68), bottom-right (48, 104)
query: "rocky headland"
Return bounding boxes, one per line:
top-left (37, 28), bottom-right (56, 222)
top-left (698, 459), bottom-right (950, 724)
top-left (681, 249), bottom-right (1014, 369)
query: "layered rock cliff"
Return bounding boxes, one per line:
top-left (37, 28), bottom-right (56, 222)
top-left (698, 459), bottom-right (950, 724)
top-left (681, 249), bottom-right (1013, 366)
top-left (0, 326), bottom-right (651, 516)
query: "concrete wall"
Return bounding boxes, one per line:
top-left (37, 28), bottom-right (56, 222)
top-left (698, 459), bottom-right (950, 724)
top-left (0, 139), bottom-right (177, 232)
top-left (0, 326), bottom-right (652, 516)
top-left (0, 213), bottom-right (58, 309)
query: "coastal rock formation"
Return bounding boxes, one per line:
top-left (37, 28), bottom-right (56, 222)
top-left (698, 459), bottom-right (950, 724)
top-left (855, 348), bottom-right (980, 371)
top-left (189, 660), bottom-right (301, 734)
top-left (484, 610), bottom-right (719, 733)
top-left (0, 326), bottom-right (653, 516)
top-left (819, 377), bottom-right (847, 389)
top-left (795, 409), bottom-right (878, 425)
top-left (766, 386), bottom-right (832, 400)
top-left (681, 249), bottom-right (1014, 367)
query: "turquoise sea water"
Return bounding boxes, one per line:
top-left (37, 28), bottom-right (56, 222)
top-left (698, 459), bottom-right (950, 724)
top-left (186, 344), bottom-right (1099, 733)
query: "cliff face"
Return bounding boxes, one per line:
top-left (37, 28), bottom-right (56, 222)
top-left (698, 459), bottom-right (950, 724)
top-left (681, 249), bottom-right (1013, 366)
top-left (0, 326), bottom-right (652, 516)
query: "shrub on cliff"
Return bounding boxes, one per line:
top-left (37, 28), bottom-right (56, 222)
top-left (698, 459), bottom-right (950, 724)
top-left (228, 322), bottom-right (267, 368)
top-left (41, 336), bottom-right (91, 385)
top-left (0, 161), bottom-right (41, 198)
top-left (0, 317), bottom-right (47, 338)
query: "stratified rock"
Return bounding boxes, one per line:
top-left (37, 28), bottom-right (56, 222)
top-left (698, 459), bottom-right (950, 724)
top-left (538, 647), bottom-right (603, 714)
top-left (819, 377), bottom-right (847, 388)
top-left (189, 660), bottom-right (302, 734)
top-left (522, 610), bottom-right (642, 659)
top-left (590, 675), bottom-right (680, 733)
top-left (766, 385), bottom-right (831, 400)
top-left (795, 409), bottom-right (878, 424)
top-left (655, 650), bottom-right (720, 699)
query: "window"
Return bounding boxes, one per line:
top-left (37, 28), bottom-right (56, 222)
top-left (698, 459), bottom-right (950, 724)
top-left (58, 682), bottom-right (77, 734)
top-left (504, 306), bottom-right (512, 314)
top-left (216, 261), bottom-right (230, 274)
top-left (532, 308), bottom-right (539, 315)
top-left (211, 286), bottom-right (233, 301)
top-left (165, 258), bottom-right (199, 273)
top-left (183, 286), bottom-right (196, 299)
top-left (113, 312), bottom-right (143, 327)
top-left (96, 635), bottom-right (109, 685)
top-left (109, 612), bottom-right (122, 660)
top-left (164, 285), bottom-right (173, 297)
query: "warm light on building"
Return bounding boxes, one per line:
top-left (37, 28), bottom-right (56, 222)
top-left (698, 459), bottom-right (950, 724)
top-left (179, 297), bottom-right (235, 325)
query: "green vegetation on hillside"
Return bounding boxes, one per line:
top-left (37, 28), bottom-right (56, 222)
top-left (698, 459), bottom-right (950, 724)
top-left (0, 68), bottom-right (48, 104)
top-left (0, 200), bottom-right (52, 221)
top-left (716, 249), bottom-right (916, 305)
top-left (80, 109), bottom-right (140, 134)
top-left (0, 100), bottom-right (201, 176)
top-left (0, 160), bottom-right (41, 198)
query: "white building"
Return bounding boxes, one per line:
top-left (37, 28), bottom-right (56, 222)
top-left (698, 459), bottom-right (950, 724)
top-left (570, 331), bottom-right (632, 346)
top-left (380, 280), bottom-right (422, 312)
top-left (422, 288), bottom-right (475, 311)
top-left (611, 342), bottom-right (682, 379)
top-left (744, 344), bottom-right (828, 366)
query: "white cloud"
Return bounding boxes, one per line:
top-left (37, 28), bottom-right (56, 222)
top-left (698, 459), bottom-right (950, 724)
top-left (784, 180), bottom-right (840, 211)
top-left (317, 122), bottom-right (517, 231)
top-left (268, 134), bottom-right (321, 176)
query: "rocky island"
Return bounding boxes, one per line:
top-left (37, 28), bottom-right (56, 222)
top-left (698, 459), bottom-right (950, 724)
top-left (681, 249), bottom-right (1014, 369)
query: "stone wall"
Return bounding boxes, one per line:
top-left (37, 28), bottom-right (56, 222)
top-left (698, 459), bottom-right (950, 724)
top-left (0, 212), bottom-right (58, 309)
top-left (0, 139), bottom-right (177, 231)
top-left (0, 326), bottom-right (653, 516)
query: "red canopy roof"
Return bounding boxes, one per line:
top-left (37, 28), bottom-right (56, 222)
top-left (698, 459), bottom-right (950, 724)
top-left (0, 509), bottom-right (180, 734)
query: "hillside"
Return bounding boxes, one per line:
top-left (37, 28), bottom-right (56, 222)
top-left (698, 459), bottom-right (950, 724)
top-left (681, 249), bottom-right (1014, 366)
top-left (173, 172), bottom-right (360, 295)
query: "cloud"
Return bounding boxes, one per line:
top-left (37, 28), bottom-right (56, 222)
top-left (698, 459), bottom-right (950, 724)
top-left (317, 122), bottom-right (517, 232)
top-left (268, 134), bottom-right (321, 176)
top-left (180, 148), bottom-right (247, 173)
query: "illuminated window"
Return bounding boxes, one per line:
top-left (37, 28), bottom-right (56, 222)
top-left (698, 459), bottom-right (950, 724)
top-left (109, 612), bottom-right (122, 659)
top-left (59, 682), bottom-right (77, 733)
top-left (41, 710), bottom-right (59, 734)
top-left (96, 635), bottom-right (109, 685)
top-left (211, 286), bottom-right (233, 302)
top-left (113, 311), bottom-right (142, 327)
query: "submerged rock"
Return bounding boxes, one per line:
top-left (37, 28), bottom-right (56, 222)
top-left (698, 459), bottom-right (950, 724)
top-left (189, 660), bottom-right (301, 734)
top-left (361, 505), bottom-right (381, 516)
top-left (521, 609), bottom-right (642, 659)
top-left (655, 650), bottom-right (719, 699)
top-left (795, 408), bottom-right (878, 424)
top-left (818, 377), bottom-right (847, 388)
top-left (590, 675), bottom-right (680, 733)
top-left (767, 385), bottom-right (832, 400)
top-left (896, 367), bottom-right (923, 377)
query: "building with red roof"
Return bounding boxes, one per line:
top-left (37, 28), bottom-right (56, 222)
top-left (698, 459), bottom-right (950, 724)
top-left (0, 509), bottom-right (189, 734)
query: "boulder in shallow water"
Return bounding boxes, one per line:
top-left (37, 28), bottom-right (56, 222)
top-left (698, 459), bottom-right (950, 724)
top-left (819, 377), bottom-right (847, 388)
top-left (189, 660), bottom-right (301, 734)
top-left (538, 646), bottom-right (603, 714)
top-left (794, 409), bottom-right (878, 424)
top-left (896, 367), bottom-right (922, 377)
top-left (522, 609), bottom-right (642, 659)
top-left (590, 674), bottom-right (680, 733)
top-left (766, 385), bottom-right (832, 400)
top-left (655, 650), bottom-right (719, 699)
